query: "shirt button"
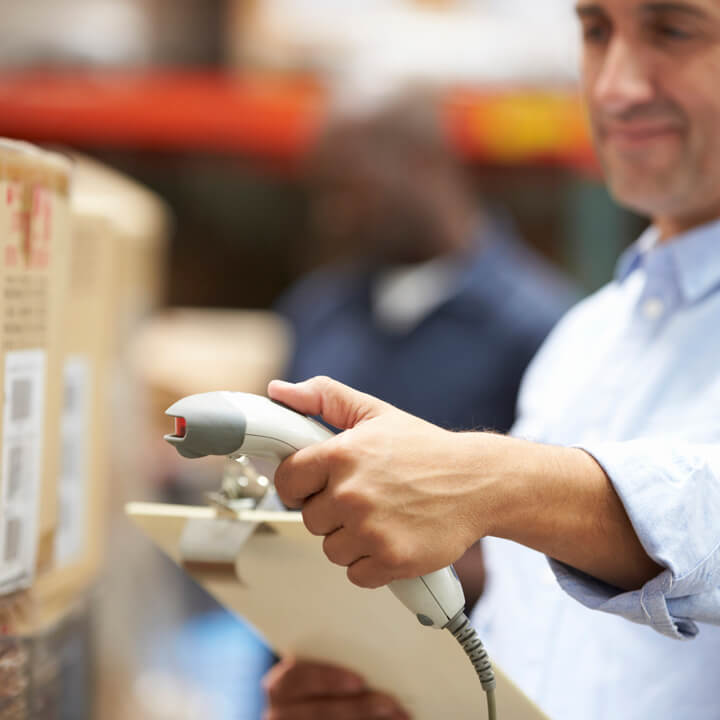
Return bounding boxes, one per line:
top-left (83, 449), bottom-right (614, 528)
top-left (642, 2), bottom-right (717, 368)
top-left (642, 297), bottom-right (665, 319)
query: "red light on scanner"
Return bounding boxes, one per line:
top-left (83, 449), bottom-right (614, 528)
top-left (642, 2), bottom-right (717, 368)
top-left (174, 417), bottom-right (187, 438)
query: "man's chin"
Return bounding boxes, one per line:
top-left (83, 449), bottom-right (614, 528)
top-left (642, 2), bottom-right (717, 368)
top-left (606, 179), bottom-right (668, 217)
top-left (603, 162), bottom-right (683, 217)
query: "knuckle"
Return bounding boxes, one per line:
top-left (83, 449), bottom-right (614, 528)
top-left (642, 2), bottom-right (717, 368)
top-left (327, 434), bottom-right (354, 467)
top-left (311, 375), bottom-right (334, 393)
top-left (322, 534), bottom-right (346, 565)
top-left (303, 514), bottom-right (325, 537)
top-left (273, 467), bottom-right (298, 506)
top-left (346, 565), bottom-right (367, 588)
top-left (272, 464), bottom-right (289, 493)
top-left (356, 523), bottom-right (384, 550)
top-left (347, 562), bottom-right (383, 589)
top-left (333, 483), bottom-right (365, 512)
top-left (322, 533), bottom-right (336, 559)
top-left (376, 542), bottom-right (407, 571)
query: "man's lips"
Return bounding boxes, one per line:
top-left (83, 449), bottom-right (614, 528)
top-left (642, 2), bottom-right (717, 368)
top-left (601, 123), bottom-right (684, 146)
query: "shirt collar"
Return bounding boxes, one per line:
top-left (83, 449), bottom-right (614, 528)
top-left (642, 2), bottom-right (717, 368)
top-left (372, 252), bottom-right (464, 333)
top-left (370, 217), bottom-right (495, 333)
top-left (615, 218), bottom-right (720, 304)
top-left (614, 226), bottom-right (658, 283)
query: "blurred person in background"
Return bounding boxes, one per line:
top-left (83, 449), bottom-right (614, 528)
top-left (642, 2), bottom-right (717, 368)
top-left (264, 1), bottom-right (720, 719)
top-left (275, 91), bottom-right (577, 608)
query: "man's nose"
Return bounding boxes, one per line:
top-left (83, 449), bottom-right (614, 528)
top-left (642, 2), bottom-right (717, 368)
top-left (593, 38), bottom-right (655, 113)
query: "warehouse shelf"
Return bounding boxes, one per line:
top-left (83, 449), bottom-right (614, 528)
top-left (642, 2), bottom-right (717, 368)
top-left (0, 69), bottom-right (596, 168)
top-left (446, 88), bottom-right (596, 169)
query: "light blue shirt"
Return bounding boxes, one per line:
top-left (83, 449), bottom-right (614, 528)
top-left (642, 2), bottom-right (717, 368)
top-left (471, 219), bottom-right (720, 719)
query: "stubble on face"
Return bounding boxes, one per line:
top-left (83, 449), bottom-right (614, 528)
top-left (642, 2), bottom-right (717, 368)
top-left (591, 97), bottom-right (691, 214)
top-left (578, 0), bottom-right (720, 235)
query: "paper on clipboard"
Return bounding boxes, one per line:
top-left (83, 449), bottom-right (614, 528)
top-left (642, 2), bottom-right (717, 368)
top-left (126, 502), bottom-right (548, 720)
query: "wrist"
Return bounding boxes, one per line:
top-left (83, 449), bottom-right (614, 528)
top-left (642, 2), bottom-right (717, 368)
top-left (454, 432), bottom-right (539, 541)
top-left (457, 433), bottom-right (584, 547)
top-left (455, 433), bottom-right (662, 589)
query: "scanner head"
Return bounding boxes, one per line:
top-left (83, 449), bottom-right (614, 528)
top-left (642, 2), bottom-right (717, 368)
top-left (164, 392), bottom-right (247, 459)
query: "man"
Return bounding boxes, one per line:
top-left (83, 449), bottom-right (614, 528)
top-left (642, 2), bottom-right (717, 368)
top-left (277, 97), bottom-right (576, 608)
top-left (278, 94), bottom-right (576, 440)
top-left (263, 1), bottom-right (720, 718)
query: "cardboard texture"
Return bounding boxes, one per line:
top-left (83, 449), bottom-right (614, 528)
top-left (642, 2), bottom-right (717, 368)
top-left (26, 156), bottom-right (171, 627)
top-left (0, 152), bottom-right (167, 631)
top-left (131, 308), bottom-right (291, 420)
top-left (68, 153), bottom-right (169, 340)
top-left (0, 140), bottom-right (71, 598)
top-left (70, 154), bottom-right (171, 515)
top-left (44, 209), bottom-right (116, 606)
top-left (127, 502), bottom-right (549, 720)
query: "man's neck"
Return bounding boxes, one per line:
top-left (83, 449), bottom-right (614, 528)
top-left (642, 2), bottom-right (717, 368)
top-left (655, 208), bottom-right (720, 244)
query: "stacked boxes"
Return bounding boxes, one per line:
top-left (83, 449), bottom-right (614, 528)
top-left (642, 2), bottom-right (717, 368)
top-left (51, 155), bottom-right (169, 605)
top-left (67, 154), bottom-right (170, 523)
top-left (0, 143), bottom-right (170, 717)
top-left (48, 198), bottom-right (117, 606)
top-left (0, 139), bottom-right (73, 719)
top-left (68, 155), bottom-right (169, 344)
top-left (0, 140), bottom-right (71, 601)
top-left (4, 153), bottom-right (171, 625)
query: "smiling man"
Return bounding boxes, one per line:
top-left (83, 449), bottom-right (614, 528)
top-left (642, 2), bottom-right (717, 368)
top-left (262, 1), bottom-right (720, 719)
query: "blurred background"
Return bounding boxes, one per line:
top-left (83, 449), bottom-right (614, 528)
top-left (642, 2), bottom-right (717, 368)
top-left (0, 1), bottom-right (646, 718)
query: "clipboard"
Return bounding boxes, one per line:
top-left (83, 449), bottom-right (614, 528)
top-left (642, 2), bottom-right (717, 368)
top-left (126, 502), bottom-right (548, 720)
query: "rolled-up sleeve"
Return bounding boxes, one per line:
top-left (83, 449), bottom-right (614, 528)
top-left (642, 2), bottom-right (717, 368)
top-left (548, 439), bottom-right (720, 640)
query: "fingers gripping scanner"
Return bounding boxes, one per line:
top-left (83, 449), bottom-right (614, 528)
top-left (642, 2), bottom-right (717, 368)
top-left (165, 391), bottom-right (497, 719)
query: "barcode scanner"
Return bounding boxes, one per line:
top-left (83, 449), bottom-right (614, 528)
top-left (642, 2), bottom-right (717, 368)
top-left (164, 391), bottom-right (497, 719)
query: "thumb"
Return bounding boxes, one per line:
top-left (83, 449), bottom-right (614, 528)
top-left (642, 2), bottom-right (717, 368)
top-left (267, 376), bottom-right (388, 430)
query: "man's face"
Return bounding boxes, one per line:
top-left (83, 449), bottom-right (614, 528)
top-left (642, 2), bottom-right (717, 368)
top-left (577, 0), bottom-right (720, 232)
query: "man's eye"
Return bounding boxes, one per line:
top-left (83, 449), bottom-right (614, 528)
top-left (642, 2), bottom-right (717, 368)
top-left (582, 22), bottom-right (611, 44)
top-left (647, 17), bottom-right (697, 42)
top-left (655, 24), bottom-right (692, 40)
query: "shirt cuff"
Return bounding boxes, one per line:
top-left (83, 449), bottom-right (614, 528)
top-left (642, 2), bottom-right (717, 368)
top-left (545, 438), bottom-right (720, 639)
top-left (548, 558), bottom-right (698, 640)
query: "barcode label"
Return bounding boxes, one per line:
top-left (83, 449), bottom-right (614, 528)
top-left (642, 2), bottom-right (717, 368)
top-left (0, 350), bottom-right (45, 593)
top-left (10, 379), bottom-right (32, 422)
top-left (7, 445), bottom-right (23, 499)
top-left (4, 516), bottom-right (21, 564)
top-left (54, 356), bottom-right (90, 567)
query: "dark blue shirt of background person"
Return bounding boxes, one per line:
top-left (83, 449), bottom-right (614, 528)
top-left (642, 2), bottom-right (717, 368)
top-left (277, 218), bottom-right (578, 435)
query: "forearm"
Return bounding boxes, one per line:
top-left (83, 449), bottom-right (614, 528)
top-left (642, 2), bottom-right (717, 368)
top-left (269, 376), bottom-right (720, 638)
top-left (464, 434), bottom-right (662, 591)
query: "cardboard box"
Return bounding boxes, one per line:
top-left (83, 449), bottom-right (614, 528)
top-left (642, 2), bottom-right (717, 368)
top-left (27, 155), bottom-right (171, 618)
top-left (68, 155), bottom-right (170, 516)
top-left (131, 308), bottom-right (291, 415)
top-left (49, 208), bottom-right (116, 601)
top-left (68, 154), bottom-right (169, 341)
top-left (0, 140), bottom-right (71, 598)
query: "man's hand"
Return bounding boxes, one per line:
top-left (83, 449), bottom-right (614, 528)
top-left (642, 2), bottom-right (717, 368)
top-left (269, 375), bottom-right (662, 592)
top-left (268, 376), bottom-right (497, 588)
top-left (263, 657), bottom-right (410, 720)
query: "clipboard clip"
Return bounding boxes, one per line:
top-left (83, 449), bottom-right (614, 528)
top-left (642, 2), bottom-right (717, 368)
top-left (180, 456), bottom-right (280, 565)
top-left (204, 456), bottom-right (272, 517)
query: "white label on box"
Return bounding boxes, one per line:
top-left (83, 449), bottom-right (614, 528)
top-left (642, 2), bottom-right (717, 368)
top-left (54, 356), bottom-right (91, 567)
top-left (0, 349), bottom-right (46, 593)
